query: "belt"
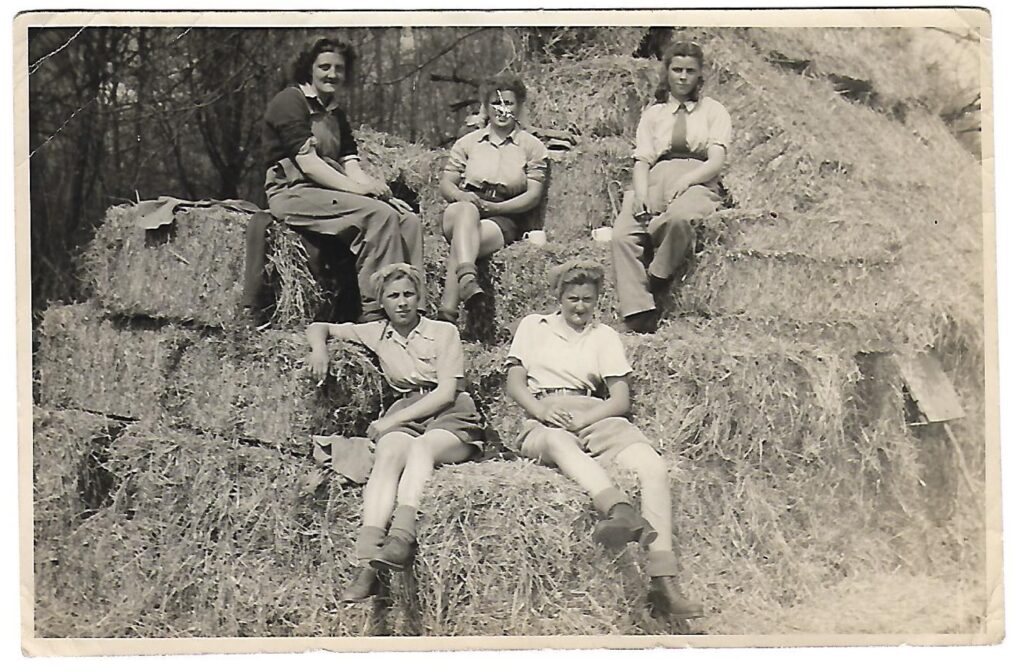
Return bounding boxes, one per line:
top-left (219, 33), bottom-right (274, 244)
top-left (655, 151), bottom-right (707, 163)
top-left (401, 385), bottom-right (437, 398)
top-left (536, 388), bottom-right (593, 399)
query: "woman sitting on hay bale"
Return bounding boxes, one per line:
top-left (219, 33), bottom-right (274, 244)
top-left (263, 37), bottom-right (424, 323)
top-left (611, 41), bottom-right (732, 333)
top-left (306, 263), bottom-right (485, 602)
top-left (437, 74), bottom-right (549, 323)
top-left (504, 260), bottom-right (703, 619)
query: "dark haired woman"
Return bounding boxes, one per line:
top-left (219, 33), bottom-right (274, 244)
top-left (611, 41), bottom-right (732, 333)
top-left (307, 263), bottom-right (484, 601)
top-left (436, 74), bottom-right (549, 322)
top-left (263, 37), bottom-right (424, 322)
top-left (504, 259), bottom-right (703, 618)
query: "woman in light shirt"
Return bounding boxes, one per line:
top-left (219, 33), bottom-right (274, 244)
top-left (504, 260), bottom-right (703, 619)
top-left (611, 41), bottom-right (732, 333)
top-left (437, 74), bottom-right (549, 323)
top-left (306, 263), bottom-right (484, 602)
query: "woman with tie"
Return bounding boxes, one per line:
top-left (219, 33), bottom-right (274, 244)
top-left (610, 41), bottom-right (733, 333)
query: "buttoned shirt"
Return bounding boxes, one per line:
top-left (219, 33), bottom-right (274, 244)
top-left (330, 317), bottom-right (464, 393)
top-left (445, 126), bottom-right (548, 197)
top-left (632, 95), bottom-right (732, 166)
top-left (506, 313), bottom-right (632, 395)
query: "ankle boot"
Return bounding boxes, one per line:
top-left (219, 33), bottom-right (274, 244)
top-left (648, 576), bottom-right (703, 619)
top-left (593, 503), bottom-right (657, 549)
top-left (340, 567), bottom-right (381, 603)
top-left (455, 263), bottom-right (483, 303)
top-left (370, 535), bottom-right (416, 571)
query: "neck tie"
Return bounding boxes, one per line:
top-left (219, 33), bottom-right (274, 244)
top-left (669, 105), bottom-right (689, 155)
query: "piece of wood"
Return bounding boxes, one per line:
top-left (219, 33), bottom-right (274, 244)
top-left (895, 351), bottom-right (965, 422)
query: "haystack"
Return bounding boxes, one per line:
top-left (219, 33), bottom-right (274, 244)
top-left (34, 422), bottom-right (382, 638)
top-left (36, 302), bottom-right (389, 447)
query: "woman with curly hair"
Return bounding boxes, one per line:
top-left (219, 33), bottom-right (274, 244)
top-left (504, 259), bottom-right (703, 618)
top-left (263, 37), bottom-right (424, 322)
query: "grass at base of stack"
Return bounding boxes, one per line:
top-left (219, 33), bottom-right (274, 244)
top-left (35, 423), bottom-right (378, 638)
top-left (37, 303), bottom-right (196, 420)
top-left (172, 329), bottom-right (386, 447)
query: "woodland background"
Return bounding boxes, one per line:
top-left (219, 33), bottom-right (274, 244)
top-left (27, 25), bottom-right (982, 317)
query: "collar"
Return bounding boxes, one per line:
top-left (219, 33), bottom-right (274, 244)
top-left (381, 316), bottom-right (434, 344)
top-left (538, 311), bottom-right (596, 340)
top-left (478, 124), bottom-right (521, 146)
top-left (298, 82), bottom-right (339, 112)
top-left (666, 96), bottom-right (699, 114)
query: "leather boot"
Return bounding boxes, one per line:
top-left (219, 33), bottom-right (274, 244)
top-left (593, 503), bottom-right (657, 549)
top-left (370, 535), bottom-right (416, 571)
top-left (648, 576), bottom-right (703, 619)
top-left (340, 567), bottom-right (381, 603)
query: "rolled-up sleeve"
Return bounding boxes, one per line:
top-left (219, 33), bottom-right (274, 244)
top-left (632, 107), bottom-right (659, 166)
top-left (265, 88), bottom-right (313, 159)
top-left (524, 135), bottom-right (549, 184)
top-left (435, 323), bottom-right (465, 381)
top-left (445, 135), bottom-right (471, 176)
top-left (708, 102), bottom-right (732, 150)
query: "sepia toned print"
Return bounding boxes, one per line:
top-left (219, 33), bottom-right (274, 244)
top-left (17, 9), bottom-right (999, 654)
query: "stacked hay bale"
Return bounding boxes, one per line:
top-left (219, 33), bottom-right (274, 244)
top-left (32, 28), bottom-right (986, 637)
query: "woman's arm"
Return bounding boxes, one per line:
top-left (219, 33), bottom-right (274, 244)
top-left (565, 376), bottom-right (632, 432)
top-left (305, 321), bottom-right (363, 379)
top-left (632, 161), bottom-right (653, 215)
top-left (480, 180), bottom-right (544, 217)
top-left (369, 377), bottom-right (458, 439)
top-left (342, 159), bottom-right (392, 199)
top-left (293, 152), bottom-right (373, 196)
top-left (506, 364), bottom-right (573, 429)
top-left (440, 170), bottom-right (481, 206)
top-left (665, 144), bottom-right (727, 201)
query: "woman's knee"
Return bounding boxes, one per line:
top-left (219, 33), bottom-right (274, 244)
top-left (373, 434), bottom-right (411, 471)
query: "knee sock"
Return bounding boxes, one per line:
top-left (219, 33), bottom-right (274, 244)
top-left (647, 549), bottom-right (679, 578)
top-left (593, 487), bottom-right (630, 517)
top-left (388, 504), bottom-right (418, 544)
top-left (355, 525), bottom-right (386, 562)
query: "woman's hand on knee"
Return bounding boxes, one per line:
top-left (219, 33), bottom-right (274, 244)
top-left (368, 417), bottom-right (397, 442)
top-left (536, 405), bottom-right (573, 430)
top-left (666, 177), bottom-right (694, 203)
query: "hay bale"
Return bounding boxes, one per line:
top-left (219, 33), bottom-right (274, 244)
top-left (524, 55), bottom-right (658, 138)
top-left (391, 460), bottom-right (653, 636)
top-left (36, 302), bottom-right (389, 446)
top-left (538, 138), bottom-right (634, 243)
top-left (82, 203), bottom-right (323, 328)
top-left (36, 302), bottom-right (197, 420)
top-left (171, 328), bottom-right (387, 447)
top-left (710, 209), bottom-right (901, 264)
top-left (35, 424), bottom-right (381, 638)
top-left (32, 408), bottom-right (125, 549)
top-left (677, 246), bottom-right (907, 325)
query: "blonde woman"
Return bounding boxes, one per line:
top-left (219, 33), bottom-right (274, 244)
top-left (306, 263), bottom-right (483, 601)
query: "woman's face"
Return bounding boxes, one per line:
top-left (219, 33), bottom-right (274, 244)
top-left (559, 281), bottom-right (598, 331)
top-left (311, 51), bottom-right (345, 101)
top-left (667, 55), bottom-right (702, 101)
top-left (486, 89), bottom-right (520, 130)
top-left (381, 276), bottom-right (419, 329)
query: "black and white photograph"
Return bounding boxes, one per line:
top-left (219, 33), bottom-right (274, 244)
top-left (14, 8), bottom-right (1000, 654)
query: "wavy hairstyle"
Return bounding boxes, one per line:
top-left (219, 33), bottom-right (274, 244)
top-left (478, 74), bottom-right (529, 108)
top-left (548, 259), bottom-right (604, 298)
top-left (653, 41), bottom-right (705, 104)
top-left (369, 263), bottom-right (424, 308)
top-left (291, 36), bottom-right (356, 87)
